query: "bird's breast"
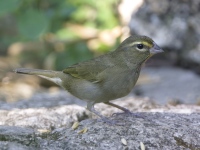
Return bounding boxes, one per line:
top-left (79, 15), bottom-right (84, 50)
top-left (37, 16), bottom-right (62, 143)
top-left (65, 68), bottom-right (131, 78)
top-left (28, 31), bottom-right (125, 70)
top-left (99, 69), bottom-right (140, 101)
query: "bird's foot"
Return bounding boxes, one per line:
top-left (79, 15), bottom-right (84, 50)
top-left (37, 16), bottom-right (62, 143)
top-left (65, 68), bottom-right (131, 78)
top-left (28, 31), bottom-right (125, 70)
top-left (112, 109), bottom-right (132, 117)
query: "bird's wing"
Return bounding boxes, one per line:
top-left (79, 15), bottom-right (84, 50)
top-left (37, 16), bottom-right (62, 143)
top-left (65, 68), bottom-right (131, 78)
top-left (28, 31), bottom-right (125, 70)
top-left (63, 57), bottom-right (114, 83)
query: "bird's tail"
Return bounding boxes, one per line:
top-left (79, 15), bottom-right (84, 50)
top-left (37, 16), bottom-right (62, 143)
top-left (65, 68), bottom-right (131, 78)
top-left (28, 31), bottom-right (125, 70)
top-left (14, 68), bottom-right (63, 85)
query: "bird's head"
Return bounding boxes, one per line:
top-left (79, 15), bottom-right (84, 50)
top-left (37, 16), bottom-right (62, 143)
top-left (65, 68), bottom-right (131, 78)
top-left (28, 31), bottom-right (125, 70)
top-left (117, 35), bottom-right (164, 64)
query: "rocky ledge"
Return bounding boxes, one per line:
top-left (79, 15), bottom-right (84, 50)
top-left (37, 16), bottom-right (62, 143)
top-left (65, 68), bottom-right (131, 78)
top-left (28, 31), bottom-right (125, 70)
top-left (0, 96), bottom-right (199, 150)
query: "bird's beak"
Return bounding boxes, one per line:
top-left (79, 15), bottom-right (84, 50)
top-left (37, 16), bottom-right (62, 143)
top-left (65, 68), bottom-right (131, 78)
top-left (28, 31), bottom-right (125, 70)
top-left (150, 42), bottom-right (164, 54)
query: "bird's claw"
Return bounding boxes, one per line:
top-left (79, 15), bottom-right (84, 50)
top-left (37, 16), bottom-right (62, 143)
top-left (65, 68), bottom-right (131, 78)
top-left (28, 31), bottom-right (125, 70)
top-left (111, 110), bottom-right (133, 117)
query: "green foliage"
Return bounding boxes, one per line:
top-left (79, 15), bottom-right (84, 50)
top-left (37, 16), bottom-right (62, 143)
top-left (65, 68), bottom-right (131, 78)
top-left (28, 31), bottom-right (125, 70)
top-left (55, 42), bottom-right (93, 70)
top-left (69, 0), bottom-right (118, 29)
top-left (0, 0), bottom-right (21, 16)
top-left (17, 9), bottom-right (49, 39)
top-left (56, 28), bottom-right (79, 40)
top-left (0, 0), bottom-right (120, 69)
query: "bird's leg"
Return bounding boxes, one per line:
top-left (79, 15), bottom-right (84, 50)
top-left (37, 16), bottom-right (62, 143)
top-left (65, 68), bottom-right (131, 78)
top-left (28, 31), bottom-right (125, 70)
top-left (87, 102), bottom-right (123, 125)
top-left (104, 101), bottom-right (132, 114)
top-left (87, 102), bottom-right (107, 119)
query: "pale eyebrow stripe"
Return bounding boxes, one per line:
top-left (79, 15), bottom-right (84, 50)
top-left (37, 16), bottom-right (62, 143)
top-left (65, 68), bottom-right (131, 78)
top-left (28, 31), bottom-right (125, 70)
top-left (128, 41), bottom-right (153, 47)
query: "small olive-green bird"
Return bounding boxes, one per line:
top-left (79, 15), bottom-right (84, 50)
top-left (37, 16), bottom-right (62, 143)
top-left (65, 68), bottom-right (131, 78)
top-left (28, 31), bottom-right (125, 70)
top-left (14, 35), bottom-right (163, 123)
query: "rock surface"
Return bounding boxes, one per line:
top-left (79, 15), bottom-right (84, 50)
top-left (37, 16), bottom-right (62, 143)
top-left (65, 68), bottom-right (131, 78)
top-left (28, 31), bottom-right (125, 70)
top-left (129, 0), bottom-right (200, 72)
top-left (0, 91), bottom-right (86, 110)
top-left (0, 96), bottom-right (200, 149)
top-left (136, 67), bottom-right (200, 104)
top-left (58, 112), bottom-right (200, 150)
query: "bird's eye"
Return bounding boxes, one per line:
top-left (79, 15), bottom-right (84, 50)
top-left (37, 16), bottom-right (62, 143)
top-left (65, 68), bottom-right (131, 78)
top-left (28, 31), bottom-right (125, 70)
top-left (137, 44), bottom-right (144, 49)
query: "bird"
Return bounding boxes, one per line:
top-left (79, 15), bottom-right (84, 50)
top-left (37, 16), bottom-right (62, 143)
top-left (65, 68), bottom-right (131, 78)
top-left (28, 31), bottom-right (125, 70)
top-left (14, 35), bottom-right (163, 124)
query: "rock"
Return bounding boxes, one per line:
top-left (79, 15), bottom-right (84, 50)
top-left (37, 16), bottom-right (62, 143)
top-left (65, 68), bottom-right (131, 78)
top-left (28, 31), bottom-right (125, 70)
top-left (55, 112), bottom-right (200, 150)
top-left (0, 91), bottom-right (85, 110)
top-left (129, 0), bottom-right (200, 71)
top-left (0, 126), bottom-right (37, 150)
top-left (0, 99), bottom-right (199, 149)
top-left (136, 67), bottom-right (200, 104)
top-left (0, 142), bottom-right (35, 150)
top-left (0, 105), bottom-right (90, 130)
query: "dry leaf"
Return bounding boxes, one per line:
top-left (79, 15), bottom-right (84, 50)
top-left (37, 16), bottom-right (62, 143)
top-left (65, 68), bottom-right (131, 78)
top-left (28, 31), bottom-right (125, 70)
top-left (140, 142), bottom-right (145, 150)
top-left (37, 129), bottom-right (51, 134)
top-left (78, 128), bottom-right (88, 134)
top-left (121, 138), bottom-right (127, 146)
top-left (71, 122), bottom-right (79, 130)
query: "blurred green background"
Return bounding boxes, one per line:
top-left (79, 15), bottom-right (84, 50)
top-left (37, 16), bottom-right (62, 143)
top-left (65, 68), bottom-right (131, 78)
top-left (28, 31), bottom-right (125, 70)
top-left (0, 0), bottom-right (121, 70)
